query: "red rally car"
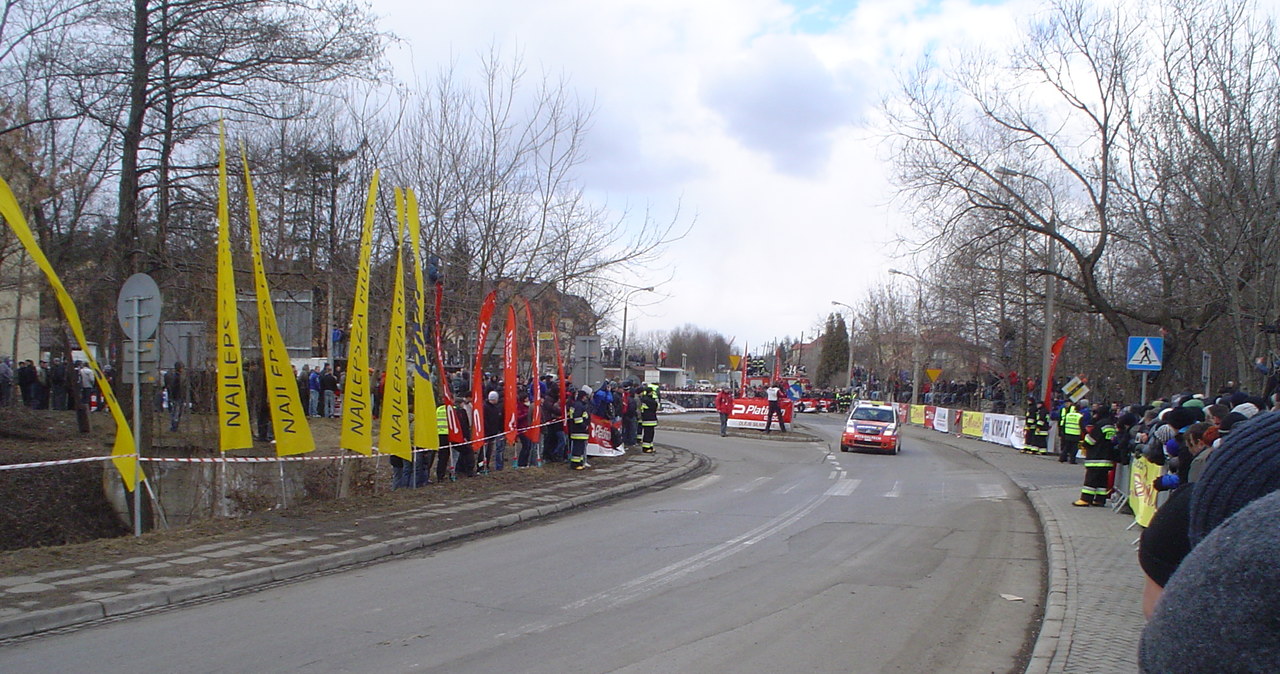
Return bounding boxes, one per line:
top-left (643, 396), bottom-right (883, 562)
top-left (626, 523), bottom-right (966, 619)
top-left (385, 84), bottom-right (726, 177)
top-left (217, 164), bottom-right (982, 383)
top-left (840, 402), bottom-right (901, 454)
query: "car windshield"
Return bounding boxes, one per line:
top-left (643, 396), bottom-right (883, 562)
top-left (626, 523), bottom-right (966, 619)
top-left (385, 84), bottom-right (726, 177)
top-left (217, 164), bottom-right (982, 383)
top-left (851, 408), bottom-right (894, 423)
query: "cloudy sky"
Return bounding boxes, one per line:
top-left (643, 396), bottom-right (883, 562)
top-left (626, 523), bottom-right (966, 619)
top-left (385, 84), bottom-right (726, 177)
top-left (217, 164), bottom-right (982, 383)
top-left (370, 0), bottom-right (1039, 352)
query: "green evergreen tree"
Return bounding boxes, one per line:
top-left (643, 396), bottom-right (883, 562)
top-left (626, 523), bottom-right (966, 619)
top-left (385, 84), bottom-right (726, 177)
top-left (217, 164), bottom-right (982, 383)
top-left (816, 313), bottom-right (849, 387)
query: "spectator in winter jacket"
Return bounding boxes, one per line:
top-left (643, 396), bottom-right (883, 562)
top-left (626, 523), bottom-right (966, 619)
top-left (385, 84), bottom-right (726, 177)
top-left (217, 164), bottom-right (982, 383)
top-left (715, 387), bottom-right (734, 437)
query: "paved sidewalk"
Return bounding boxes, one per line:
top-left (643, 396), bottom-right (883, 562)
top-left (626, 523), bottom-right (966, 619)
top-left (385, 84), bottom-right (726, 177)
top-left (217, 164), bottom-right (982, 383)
top-left (908, 427), bottom-right (1146, 674)
top-left (0, 446), bottom-right (707, 642)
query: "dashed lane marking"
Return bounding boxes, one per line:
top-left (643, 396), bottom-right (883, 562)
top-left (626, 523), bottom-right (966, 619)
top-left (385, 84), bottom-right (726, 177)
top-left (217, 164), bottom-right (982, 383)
top-left (733, 477), bottom-right (773, 493)
top-left (824, 478), bottom-right (862, 497)
top-left (679, 474), bottom-right (722, 491)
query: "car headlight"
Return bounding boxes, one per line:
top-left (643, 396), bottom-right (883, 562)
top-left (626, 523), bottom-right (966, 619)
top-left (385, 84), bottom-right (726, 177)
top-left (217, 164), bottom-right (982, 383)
top-left (883, 426), bottom-right (897, 436)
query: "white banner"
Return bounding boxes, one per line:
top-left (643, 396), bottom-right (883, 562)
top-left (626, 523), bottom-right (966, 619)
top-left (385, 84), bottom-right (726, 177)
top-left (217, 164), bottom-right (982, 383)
top-left (933, 408), bottom-right (950, 433)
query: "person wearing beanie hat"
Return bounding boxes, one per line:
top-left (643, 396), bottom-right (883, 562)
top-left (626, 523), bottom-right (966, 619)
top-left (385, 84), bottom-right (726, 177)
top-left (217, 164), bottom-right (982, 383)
top-left (1139, 490), bottom-right (1280, 672)
top-left (1138, 410), bottom-right (1280, 615)
top-left (1189, 410), bottom-right (1280, 546)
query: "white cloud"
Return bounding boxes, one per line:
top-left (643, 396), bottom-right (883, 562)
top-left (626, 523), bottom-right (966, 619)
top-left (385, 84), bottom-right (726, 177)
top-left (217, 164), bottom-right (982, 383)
top-left (371, 0), bottom-right (1039, 352)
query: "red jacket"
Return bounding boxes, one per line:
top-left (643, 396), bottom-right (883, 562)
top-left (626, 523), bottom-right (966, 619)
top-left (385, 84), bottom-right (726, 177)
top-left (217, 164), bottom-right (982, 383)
top-left (715, 390), bottom-right (734, 414)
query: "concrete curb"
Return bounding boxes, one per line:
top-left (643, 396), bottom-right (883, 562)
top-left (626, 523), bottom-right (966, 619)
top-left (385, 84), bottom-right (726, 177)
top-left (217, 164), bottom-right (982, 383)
top-left (0, 449), bottom-right (709, 641)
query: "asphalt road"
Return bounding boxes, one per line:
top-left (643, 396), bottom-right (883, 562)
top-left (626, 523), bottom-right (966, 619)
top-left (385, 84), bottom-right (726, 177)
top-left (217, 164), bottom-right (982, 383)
top-left (0, 415), bottom-right (1043, 673)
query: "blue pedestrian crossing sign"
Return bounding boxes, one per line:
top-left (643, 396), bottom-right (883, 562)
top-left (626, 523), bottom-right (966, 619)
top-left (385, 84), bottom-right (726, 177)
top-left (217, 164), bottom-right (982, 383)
top-left (1127, 336), bottom-right (1163, 371)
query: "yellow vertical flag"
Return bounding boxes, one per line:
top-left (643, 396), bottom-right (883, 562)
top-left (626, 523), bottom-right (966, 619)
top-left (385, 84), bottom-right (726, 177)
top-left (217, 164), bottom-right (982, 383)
top-left (406, 189), bottom-right (437, 450)
top-left (241, 149), bottom-right (315, 456)
top-left (0, 177), bottom-right (140, 490)
top-left (377, 189), bottom-right (410, 460)
top-left (340, 170), bottom-right (378, 455)
top-left (216, 125), bottom-right (254, 451)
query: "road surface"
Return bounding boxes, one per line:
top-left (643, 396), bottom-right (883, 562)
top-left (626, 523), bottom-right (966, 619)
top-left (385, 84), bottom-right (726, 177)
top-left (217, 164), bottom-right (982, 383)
top-left (0, 415), bottom-right (1043, 673)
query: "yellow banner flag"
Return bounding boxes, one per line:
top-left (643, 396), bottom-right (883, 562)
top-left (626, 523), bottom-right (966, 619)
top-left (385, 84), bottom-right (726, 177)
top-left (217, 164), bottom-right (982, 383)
top-left (241, 149), bottom-right (314, 456)
top-left (340, 171), bottom-right (378, 455)
top-left (216, 125), bottom-right (254, 451)
top-left (377, 189), bottom-right (411, 460)
top-left (0, 177), bottom-right (140, 490)
top-left (406, 189), bottom-right (437, 450)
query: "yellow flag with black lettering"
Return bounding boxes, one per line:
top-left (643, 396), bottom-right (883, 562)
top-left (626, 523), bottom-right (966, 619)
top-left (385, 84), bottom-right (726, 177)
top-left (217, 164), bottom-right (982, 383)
top-left (406, 189), bottom-right (437, 450)
top-left (340, 171), bottom-right (378, 455)
top-left (242, 148), bottom-right (314, 456)
top-left (216, 125), bottom-right (254, 451)
top-left (377, 189), bottom-right (410, 460)
top-left (0, 178), bottom-right (140, 490)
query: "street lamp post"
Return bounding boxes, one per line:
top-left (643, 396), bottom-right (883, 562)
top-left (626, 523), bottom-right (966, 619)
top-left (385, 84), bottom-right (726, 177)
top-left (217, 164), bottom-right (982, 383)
top-left (831, 300), bottom-right (856, 391)
top-left (888, 269), bottom-right (924, 407)
top-left (619, 286), bottom-right (654, 381)
top-left (995, 166), bottom-right (1058, 454)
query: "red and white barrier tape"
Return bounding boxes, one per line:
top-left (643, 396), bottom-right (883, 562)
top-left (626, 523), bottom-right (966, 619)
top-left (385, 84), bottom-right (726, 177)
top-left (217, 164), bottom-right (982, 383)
top-left (0, 455), bottom-right (129, 471)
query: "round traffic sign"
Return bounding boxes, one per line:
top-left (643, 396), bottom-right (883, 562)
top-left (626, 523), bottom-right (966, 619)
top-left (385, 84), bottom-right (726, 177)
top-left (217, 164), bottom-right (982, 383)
top-left (117, 273), bottom-right (163, 341)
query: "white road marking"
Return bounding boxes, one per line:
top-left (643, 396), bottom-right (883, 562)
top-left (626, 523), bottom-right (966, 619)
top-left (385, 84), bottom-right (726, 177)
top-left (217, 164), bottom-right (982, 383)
top-left (976, 483), bottom-right (1009, 500)
top-left (828, 470), bottom-right (838, 480)
top-left (734, 477), bottom-right (773, 493)
top-left (564, 491), bottom-right (833, 612)
top-left (679, 474), bottom-right (722, 491)
top-left (773, 480), bottom-right (804, 495)
top-left (884, 480), bottom-right (903, 498)
top-left (824, 478), bottom-right (862, 496)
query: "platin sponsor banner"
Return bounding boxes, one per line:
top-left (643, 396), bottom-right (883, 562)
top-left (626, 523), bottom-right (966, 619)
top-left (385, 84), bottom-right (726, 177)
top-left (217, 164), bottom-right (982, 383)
top-left (523, 299), bottom-right (541, 443)
top-left (340, 171), bottom-right (379, 455)
top-left (406, 190), bottom-right (437, 450)
top-left (471, 291), bottom-right (497, 450)
top-left (215, 127), bottom-right (254, 452)
top-left (725, 398), bottom-right (796, 429)
top-left (961, 411), bottom-right (985, 437)
top-left (894, 403), bottom-right (909, 423)
top-left (242, 149), bottom-right (313, 456)
top-left (924, 405), bottom-right (937, 429)
top-left (586, 414), bottom-right (625, 457)
top-left (377, 189), bottom-right (410, 461)
top-left (0, 176), bottom-right (140, 489)
top-left (503, 304), bottom-right (518, 445)
top-left (1130, 457), bottom-right (1161, 527)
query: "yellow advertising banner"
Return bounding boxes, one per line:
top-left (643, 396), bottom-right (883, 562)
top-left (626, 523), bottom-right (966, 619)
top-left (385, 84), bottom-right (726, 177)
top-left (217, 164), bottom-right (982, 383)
top-left (406, 189), bottom-right (437, 450)
top-left (215, 127), bottom-right (254, 451)
top-left (340, 171), bottom-right (378, 455)
top-left (241, 151), bottom-right (314, 456)
top-left (377, 189), bottom-right (410, 460)
top-left (0, 178), bottom-right (140, 489)
top-left (1129, 457), bottom-right (1161, 528)
top-left (962, 411), bottom-right (985, 437)
top-left (910, 404), bottom-right (926, 426)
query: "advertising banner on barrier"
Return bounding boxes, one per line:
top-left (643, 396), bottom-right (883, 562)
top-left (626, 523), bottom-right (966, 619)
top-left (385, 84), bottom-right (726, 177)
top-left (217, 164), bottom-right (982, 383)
top-left (586, 414), bottom-right (625, 457)
top-left (894, 403), bottom-right (909, 423)
top-left (932, 407), bottom-right (950, 433)
top-left (983, 414), bottom-right (1019, 448)
top-left (910, 405), bottom-right (925, 425)
top-left (1130, 457), bottom-right (1161, 527)
top-left (961, 411), bottom-right (985, 437)
top-left (726, 398), bottom-right (795, 430)
top-left (924, 405), bottom-right (936, 429)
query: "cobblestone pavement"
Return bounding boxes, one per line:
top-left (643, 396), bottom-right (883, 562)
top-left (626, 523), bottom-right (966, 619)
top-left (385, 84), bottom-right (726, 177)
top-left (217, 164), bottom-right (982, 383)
top-left (908, 427), bottom-right (1145, 674)
top-left (0, 446), bottom-right (707, 641)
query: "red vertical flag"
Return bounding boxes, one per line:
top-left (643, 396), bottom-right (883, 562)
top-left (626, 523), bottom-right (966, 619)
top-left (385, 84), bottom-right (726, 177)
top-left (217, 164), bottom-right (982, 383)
top-left (741, 343), bottom-right (749, 391)
top-left (503, 304), bottom-right (518, 445)
top-left (471, 291), bottom-right (497, 450)
top-left (553, 320), bottom-right (567, 433)
top-left (524, 299), bottom-right (542, 443)
top-left (774, 345), bottom-right (783, 381)
top-left (433, 282), bottom-right (461, 443)
top-left (1044, 336), bottom-right (1067, 410)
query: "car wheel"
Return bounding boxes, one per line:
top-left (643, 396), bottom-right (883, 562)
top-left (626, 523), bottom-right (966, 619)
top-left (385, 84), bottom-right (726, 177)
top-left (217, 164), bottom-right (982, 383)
top-left (839, 445), bottom-right (848, 452)
top-left (892, 441), bottom-right (900, 455)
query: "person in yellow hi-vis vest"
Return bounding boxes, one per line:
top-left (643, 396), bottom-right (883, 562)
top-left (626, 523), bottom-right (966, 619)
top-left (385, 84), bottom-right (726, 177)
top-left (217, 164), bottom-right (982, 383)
top-left (1059, 402), bottom-right (1083, 464)
top-left (436, 401), bottom-right (453, 482)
